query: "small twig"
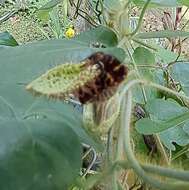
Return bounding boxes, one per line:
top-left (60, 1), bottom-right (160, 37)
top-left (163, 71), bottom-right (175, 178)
top-left (71, 0), bottom-right (98, 26)
top-left (82, 144), bottom-right (97, 177)
top-left (0, 10), bottom-right (17, 24)
top-left (180, 8), bottom-right (189, 22)
top-left (73, 0), bottom-right (82, 18)
top-left (181, 19), bottom-right (189, 30)
top-left (95, 0), bottom-right (102, 24)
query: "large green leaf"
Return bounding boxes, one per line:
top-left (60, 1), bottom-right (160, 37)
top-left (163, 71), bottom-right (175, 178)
top-left (0, 25), bottom-right (113, 189)
top-left (132, 47), bottom-right (157, 104)
top-left (135, 99), bottom-right (189, 150)
top-left (0, 84), bottom-right (102, 150)
top-left (0, 31), bottom-right (18, 47)
top-left (145, 99), bottom-right (188, 121)
top-left (135, 30), bottom-right (189, 39)
top-left (0, 84), bottom-right (103, 188)
top-left (0, 26), bottom-right (110, 150)
top-left (133, 0), bottom-right (178, 7)
top-left (171, 62), bottom-right (189, 96)
top-left (73, 26), bottom-right (118, 47)
top-left (0, 26), bottom-right (125, 85)
top-left (136, 113), bottom-right (189, 134)
top-left (0, 118), bottom-right (82, 190)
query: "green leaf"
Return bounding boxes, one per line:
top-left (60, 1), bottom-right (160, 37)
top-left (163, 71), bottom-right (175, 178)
top-left (0, 31), bottom-right (18, 46)
top-left (37, 0), bottom-right (63, 21)
top-left (178, 0), bottom-right (189, 6)
top-left (145, 99), bottom-right (188, 121)
top-left (39, 0), bottom-right (62, 10)
top-left (136, 112), bottom-right (189, 134)
top-left (156, 46), bottom-right (178, 63)
top-left (135, 99), bottom-right (189, 150)
top-left (159, 126), bottom-right (189, 150)
top-left (132, 47), bottom-right (157, 104)
top-left (132, 81), bottom-right (158, 104)
top-left (0, 85), bottom-right (103, 187)
top-left (0, 84), bottom-right (103, 151)
top-left (133, 47), bottom-right (155, 65)
top-left (37, 9), bottom-right (51, 21)
top-left (24, 99), bottom-right (103, 151)
top-left (0, 25), bottom-right (110, 188)
top-left (135, 30), bottom-right (189, 39)
top-left (171, 62), bottom-right (189, 96)
top-left (0, 118), bottom-right (82, 190)
top-left (0, 26), bottom-right (111, 152)
top-left (133, 0), bottom-right (178, 7)
top-left (0, 26), bottom-right (125, 85)
top-left (73, 26), bottom-right (118, 47)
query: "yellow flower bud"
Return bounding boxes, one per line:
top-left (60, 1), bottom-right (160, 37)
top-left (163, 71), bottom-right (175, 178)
top-left (65, 28), bottom-right (75, 38)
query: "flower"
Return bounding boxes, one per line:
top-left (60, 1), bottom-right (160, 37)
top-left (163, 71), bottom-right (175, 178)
top-left (65, 27), bottom-right (75, 38)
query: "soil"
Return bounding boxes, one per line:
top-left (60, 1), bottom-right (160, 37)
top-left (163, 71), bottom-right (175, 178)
top-left (1, 3), bottom-right (189, 59)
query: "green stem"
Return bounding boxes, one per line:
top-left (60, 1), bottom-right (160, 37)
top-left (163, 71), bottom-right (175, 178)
top-left (136, 64), bottom-right (162, 69)
top-left (115, 160), bottom-right (189, 182)
top-left (121, 79), bottom-right (189, 103)
top-left (155, 134), bottom-right (169, 165)
top-left (116, 123), bottom-right (123, 161)
top-left (121, 90), bottom-right (189, 190)
top-left (121, 78), bottom-right (188, 165)
top-left (128, 0), bottom-right (151, 37)
top-left (132, 38), bottom-right (157, 51)
top-left (124, 41), bottom-right (148, 103)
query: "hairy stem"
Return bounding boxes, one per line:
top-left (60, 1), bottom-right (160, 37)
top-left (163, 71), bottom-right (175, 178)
top-left (115, 160), bottom-right (189, 182)
top-left (120, 90), bottom-right (189, 189)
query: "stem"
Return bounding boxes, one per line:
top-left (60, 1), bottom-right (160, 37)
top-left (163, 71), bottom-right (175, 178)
top-left (132, 38), bottom-right (157, 51)
top-left (121, 78), bottom-right (188, 165)
top-left (121, 90), bottom-right (189, 190)
top-left (128, 0), bottom-right (151, 37)
top-left (116, 123), bottom-right (123, 161)
top-left (115, 160), bottom-right (189, 182)
top-left (106, 128), bottom-right (113, 163)
top-left (155, 135), bottom-right (169, 165)
top-left (0, 10), bottom-right (17, 24)
top-left (124, 41), bottom-right (148, 103)
top-left (120, 79), bottom-right (189, 103)
top-left (137, 64), bottom-right (162, 69)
